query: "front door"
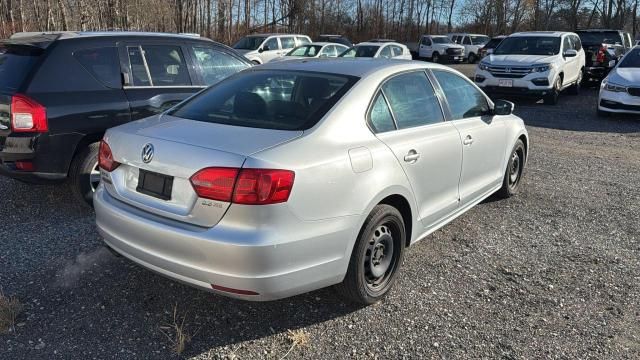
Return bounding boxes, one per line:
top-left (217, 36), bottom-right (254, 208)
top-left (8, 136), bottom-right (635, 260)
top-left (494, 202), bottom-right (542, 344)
top-left (118, 41), bottom-right (203, 120)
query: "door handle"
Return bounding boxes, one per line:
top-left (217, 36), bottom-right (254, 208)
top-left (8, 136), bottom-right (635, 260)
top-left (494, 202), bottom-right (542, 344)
top-left (404, 150), bottom-right (420, 163)
top-left (463, 135), bottom-right (474, 145)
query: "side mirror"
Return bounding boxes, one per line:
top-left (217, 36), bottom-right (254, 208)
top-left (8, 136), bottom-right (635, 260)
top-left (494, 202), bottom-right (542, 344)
top-left (259, 47), bottom-right (266, 53)
top-left (563, 49), bottom-right (577, 58)
top-left (493, 99), bottom-right (514, 116)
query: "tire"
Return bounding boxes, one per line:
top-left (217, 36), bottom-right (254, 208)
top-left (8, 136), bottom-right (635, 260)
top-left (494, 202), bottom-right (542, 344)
top-left (496, 139), bottom-right (526, 199)
top-left (543, 77), bottom-right (562, 105)
top-left (68, 142), bottom-right (100, 207)
top-left (467, 53), bottom-right (477, 64)
top-left (431, 52), bottom-right (440, 63)
top-left (335, 204), bottom-right (406, 305)
top-left (569, 71), bottom-right (582, 95)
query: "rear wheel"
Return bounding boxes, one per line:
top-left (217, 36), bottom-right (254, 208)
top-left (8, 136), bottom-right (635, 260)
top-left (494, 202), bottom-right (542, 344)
top-left (569, 71), bottom-right (582, 95)
top-left (68, 142), bottom-right (100, 207)
top-left (336, 204), bottom-right (406, 305)
top-left (496, 139), bottom-right (525, 198)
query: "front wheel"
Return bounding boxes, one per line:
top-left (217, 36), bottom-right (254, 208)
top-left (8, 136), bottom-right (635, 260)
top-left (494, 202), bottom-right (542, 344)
top-left (335, 204), bottom-right (406, 305)
top-left (496, 139), bottom-right (526, 198)
top-left (543, 77), bottom-right (562, 105)
top-left (431, 52), bottom-right (440, 63)
top-left (467, 53), bottom-right (477, 64)
top-left (68, 142), bottom-right (100, 207)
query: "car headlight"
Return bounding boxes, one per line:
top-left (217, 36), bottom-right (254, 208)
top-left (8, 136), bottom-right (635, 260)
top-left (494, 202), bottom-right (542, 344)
top-left (531, 63), bottom-right (553, 73)
top-left (602, 80), bottom-right (627, 92)
top-left (478, 62), bottom-right (490, 71)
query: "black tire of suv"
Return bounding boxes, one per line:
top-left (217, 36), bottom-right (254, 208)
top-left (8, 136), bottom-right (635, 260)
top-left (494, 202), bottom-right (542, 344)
top-left (431, 52), bottom-right (440, 63)
top-left (569, 71), bottom-right (582, 95)
top-left (68, 142), bottom-right (100, 207)
top-left (544, 77), bottom-right (562, 105)
top-left (335, 204), bottom-right (406, 305)
top-left (496, 139), bottom-right (526, 199)
top-left (467, 53), bottom-right (477, 64)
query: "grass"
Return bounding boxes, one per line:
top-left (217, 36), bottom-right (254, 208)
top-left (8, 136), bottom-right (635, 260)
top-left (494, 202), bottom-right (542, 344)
top-left (0, 289), bottom-right (24, 333)
top-left (279, 329), bottom-right (310, 360)
top-left (159, 304), bottom-right (196, 355)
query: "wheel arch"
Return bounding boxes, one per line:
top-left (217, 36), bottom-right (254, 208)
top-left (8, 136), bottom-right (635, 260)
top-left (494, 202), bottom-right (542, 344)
top-left (378, 194), bottom-right (414, 248)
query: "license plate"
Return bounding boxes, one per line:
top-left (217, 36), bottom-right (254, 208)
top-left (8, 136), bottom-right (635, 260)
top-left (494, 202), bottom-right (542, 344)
top-left (137, 169), bottom-right (173, 200)
top-left (498, 79), bottom-right (513, 87)
top-left (454, 56), bottom-right (460, 60)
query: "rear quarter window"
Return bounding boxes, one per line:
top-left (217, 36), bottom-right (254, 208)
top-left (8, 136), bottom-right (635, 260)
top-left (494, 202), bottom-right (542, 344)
top-left (73, 47), bottom-right (121, 88)
top-left (0, 45), bottom-right (43, 91)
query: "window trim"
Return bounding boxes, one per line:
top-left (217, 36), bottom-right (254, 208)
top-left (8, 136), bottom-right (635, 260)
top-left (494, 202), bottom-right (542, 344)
top-left (365, 69), bottom-right (448, 134)
top-left (428, 68), bottom-right (494, 122)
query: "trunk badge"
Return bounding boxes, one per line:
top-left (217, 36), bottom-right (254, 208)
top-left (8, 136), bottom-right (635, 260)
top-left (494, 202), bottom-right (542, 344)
top-left (142, 143), bottom-right (154, 163)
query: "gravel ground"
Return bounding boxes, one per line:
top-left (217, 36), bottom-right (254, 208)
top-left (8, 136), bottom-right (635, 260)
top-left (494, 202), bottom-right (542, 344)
top-left (1, 64), bottom-right (639, 359)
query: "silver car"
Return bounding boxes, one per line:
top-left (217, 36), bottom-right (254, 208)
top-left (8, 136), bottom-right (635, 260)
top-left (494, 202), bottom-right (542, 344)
top-left (94, 59), bottom-right (529, 304)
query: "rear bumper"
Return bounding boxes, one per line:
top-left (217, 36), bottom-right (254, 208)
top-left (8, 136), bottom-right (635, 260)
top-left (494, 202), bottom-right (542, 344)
top-left (94, 186), bottom-right (359, 301)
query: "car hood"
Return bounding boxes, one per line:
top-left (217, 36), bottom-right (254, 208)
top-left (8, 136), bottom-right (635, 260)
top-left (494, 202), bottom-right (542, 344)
top-left (608, 68), bottom-right (640, 85)
top-left (484, 54), bottom-right (556, 65)
top-left (438, 43), bottom-right (464, 50)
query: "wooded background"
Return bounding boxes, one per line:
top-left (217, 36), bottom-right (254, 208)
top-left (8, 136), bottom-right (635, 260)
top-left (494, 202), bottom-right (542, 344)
top-left (1, 0), bottom-right (638, 44)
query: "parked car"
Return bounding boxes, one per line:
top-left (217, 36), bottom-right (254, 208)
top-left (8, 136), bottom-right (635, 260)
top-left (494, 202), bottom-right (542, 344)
top-left (269, 42), bottom-right (349, 62)
top-left (316, 34), bottom-right (352, 47)
top-left (448, 33), bottom-right (491, 63)
top-left (0, 31), bottom-right (251, 205)
top-left (232, 33), bottom-right (312, 64)
top-left (598, 46), bottom-right (640, 116)
top-left (417, 35), bottom-right (465, 63)
top-left (338, 42), bottom-right (412, 60)
top-left (94, 59), bottom-right (529, 304)
top-left (576, 29), bottom-right (634, 81)
top-left (479, 35), bottom-right (507, 58)
top-left (475, 31), bottom-right (586, 105)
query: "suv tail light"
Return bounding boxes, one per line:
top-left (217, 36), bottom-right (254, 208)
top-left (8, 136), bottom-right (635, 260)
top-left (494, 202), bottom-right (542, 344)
top-left (596, 45), bottom-right (607, 63)
top-left (11, 94), bottom-right (47, 133)
top-left (190, 167), bottom-right (294, 205)
top-left (98, 140), bottom-right (120, 172)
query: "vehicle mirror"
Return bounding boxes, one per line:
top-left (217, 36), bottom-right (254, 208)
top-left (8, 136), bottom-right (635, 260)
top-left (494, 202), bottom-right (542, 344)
top-left (259, 46), bottom-right (266, 53)
top-left (493, 99), bottom-right (514, 116)
top-left (563, 49), bottom-right (577, 58)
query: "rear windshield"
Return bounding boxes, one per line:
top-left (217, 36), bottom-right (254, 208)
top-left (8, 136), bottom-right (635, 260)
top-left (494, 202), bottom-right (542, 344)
top-left (169, 70), bottom-right (358, 130)
top-left (0, 44), bottom-right (43, 91)
top-left (494, 36), bottom-right (560, 55)
top-left (618, 49), bottom-right (640, 68)
top-left (577, 31), bottom-right (622, 45)
top-left (339, 45), bottom-right (379, 58)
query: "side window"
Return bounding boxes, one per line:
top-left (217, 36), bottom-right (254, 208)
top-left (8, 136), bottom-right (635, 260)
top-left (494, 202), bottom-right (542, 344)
top-left (382, 71), bottom-right (444, 129)
top-left (263, 37), bottom-right (279, 51)
top-left (391, 46), bottom-right (403, 56)
top-left (562, 37), bottom-right (572, 52)
top-left (453, 36), bottom-right (461, 44)
top-left (421, 37), bottom-right (431, 46)
top-left (432, 70), bottom-right (490, 119)
top-left (379, 46), bottom-right (392, 58)
top-left (193, 47), bottom-right (248, 86)
top-left (127, 46), bottom-right (151, 86)
top-left (139, 45), bottom-right (191, 86)
top-left (463, 36), bottom-right (471, 45)
top-left (74, 47), bottom-right (121, 88)
top-left (280, 37), bottom-right (296, 49)
top-left (571, 35), bottom-right (582, 51)
top-left (296, 36), bottom-right (311, 45)
top-left (368, 93), bottom-right (396, 133)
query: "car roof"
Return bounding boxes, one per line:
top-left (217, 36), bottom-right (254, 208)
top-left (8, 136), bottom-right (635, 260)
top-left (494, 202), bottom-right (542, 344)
top-left (256, 58), bottom-right (449, 77)
top-left (244, 33), bottom-right (309, 37)
top-left (510, 31), bottom-right (572, 37)
top-left (9, 31), bottom-right (211, 41)
top-left (424, 34), bottom-right (448, 37)
top-left (303, 42), bottom-right (346, 47)
top-left (448, 33), bottom-right (487, 36)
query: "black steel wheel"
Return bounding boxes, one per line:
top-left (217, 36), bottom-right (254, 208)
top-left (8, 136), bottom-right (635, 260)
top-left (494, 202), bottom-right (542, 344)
top-left (496, 139), bottom-right (526, 198)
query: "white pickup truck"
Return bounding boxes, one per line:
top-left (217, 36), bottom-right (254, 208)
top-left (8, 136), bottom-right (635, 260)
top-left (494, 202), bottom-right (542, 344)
top-left (412, 35), bottom-right (465, 63)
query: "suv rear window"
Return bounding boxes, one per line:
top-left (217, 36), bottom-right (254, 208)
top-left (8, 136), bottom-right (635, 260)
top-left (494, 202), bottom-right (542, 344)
top-left (74, 47), bottom-right (121, 88)
top-left (169, 70), bottom-right (358, 130)
top-left (0, 44), bottom-right (43, 91)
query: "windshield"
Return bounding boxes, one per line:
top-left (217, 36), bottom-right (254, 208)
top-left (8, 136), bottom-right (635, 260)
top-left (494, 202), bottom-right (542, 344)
top-left (618, 49), bottom-right (640, 68)
top-left (339, 45), bottom-right (380, 58)
top-left (494, 36), bottom-right (561, 56)
top-left (577, 31), bottom-right (621, 45)
top-left (432, 37), bottom-right (452, 44)
top-left (287, 45), bottom-right (323, 57)
top-left (169, 70), bottom-right (358, 131)
top-left (233, 36), bottom-right (267, 50)
top-left (0, 44), bottom-right (43, 91)
top-left (470, 36), bottom-right (490, 45)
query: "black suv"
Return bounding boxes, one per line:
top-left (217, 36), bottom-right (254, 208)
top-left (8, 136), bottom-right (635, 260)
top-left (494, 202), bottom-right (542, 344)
top-left (0, 31), bottom-right (251, 205)
top-left (576, 29), bottom-right (633, 81)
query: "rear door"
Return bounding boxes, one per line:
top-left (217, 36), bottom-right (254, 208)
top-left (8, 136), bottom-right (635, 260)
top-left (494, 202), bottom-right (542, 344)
top-left (118, 40), bottom-right (203, 120)
top-left (372, 70), bottom-right (463, 229)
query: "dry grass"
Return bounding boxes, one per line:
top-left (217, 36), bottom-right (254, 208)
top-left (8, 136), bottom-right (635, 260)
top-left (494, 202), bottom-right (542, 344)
top-left (159, 304), bottom-right (196, 355)
top-left (279, 329), bottom-right (311, 360)
top-left (0, 289), bottom-right (24, 333)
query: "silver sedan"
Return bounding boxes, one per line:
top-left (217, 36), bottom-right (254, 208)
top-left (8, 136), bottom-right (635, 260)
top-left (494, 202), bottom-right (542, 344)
top-left (94, 59), bottom-right (529, 304)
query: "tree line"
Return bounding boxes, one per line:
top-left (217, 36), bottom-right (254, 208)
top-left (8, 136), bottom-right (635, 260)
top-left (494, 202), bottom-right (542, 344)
top-left (1, 0), bottom-right (638, 44)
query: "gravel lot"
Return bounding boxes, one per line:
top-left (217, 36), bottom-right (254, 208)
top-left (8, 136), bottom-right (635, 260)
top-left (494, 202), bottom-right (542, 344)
top-left (1, 63), bottom-right (639, 359)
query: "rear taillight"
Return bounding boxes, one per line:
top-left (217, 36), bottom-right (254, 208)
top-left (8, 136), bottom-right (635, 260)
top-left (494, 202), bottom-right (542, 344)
top-left (596, 45), bottom-right (607, 63)
top-left (10, 94), bottom-right (47, 133)
top-left (98, 140), bottom-right (120, 172)
top-left (190, 167), bottom-right (295, 205)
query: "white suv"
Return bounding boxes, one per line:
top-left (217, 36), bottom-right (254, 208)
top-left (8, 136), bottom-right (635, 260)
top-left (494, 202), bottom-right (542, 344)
top-left (448, 33), bottom-right (491, 63)
top-left (475, 32), bottom-right (586, 105)
top-left (232, 34), bottom-right (312, 64)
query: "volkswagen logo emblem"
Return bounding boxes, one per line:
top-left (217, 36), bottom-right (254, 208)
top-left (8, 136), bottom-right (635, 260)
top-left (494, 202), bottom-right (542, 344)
top-left (505, 67), bottom-right (512, 73)
top-left (141, 143), bottom-right (154, 163)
